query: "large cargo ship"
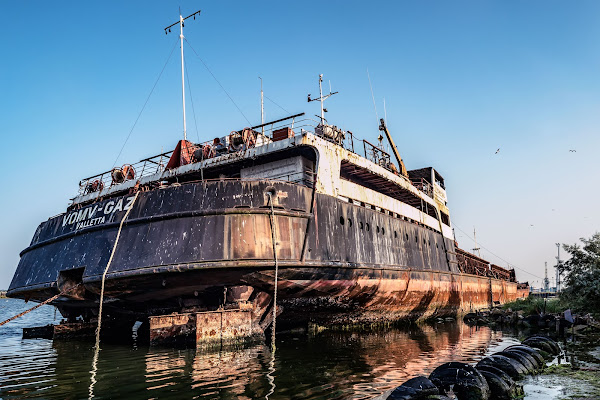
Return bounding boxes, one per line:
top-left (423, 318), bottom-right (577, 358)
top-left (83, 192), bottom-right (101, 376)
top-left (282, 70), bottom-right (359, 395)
top-left (7, 13), bottom-right (522, 340)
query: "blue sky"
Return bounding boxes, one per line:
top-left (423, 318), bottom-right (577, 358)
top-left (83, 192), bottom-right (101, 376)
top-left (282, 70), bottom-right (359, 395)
top-left (1, 1), bottom-right (599, 289)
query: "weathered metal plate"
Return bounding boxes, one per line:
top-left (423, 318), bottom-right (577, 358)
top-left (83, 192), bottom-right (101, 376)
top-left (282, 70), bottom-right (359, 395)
top-left (220, 310), bottom-right (252, 340)
top-left (54, 322), bottom-right (96, 339)
top-left (196, 312), bottom-right (222, 343)
top-left (196, 310), bottom-right (253, 345)
top-left (149, 313), bottom-right (196, 345)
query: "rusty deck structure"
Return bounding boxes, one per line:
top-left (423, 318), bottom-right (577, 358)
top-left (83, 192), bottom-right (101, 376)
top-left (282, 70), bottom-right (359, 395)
top-left (8, 78), bottom-right (523, 345)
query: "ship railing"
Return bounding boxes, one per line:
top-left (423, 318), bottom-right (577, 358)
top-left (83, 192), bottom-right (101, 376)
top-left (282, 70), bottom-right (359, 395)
top-left (186, 117), bottom-right (321, 158)
top-left (409, 178), bottom-right (433, 198)
top-left (456, 248), bottom-right (508, 279)
top-left (240, 170), bottom-right (316, 188)
top-left (79, 158), bottom-right (316, 197)
top-left (157, 175), bottom-right (317, 190)
top-left (257, 115), bottom-right (360, 154)
top-left (76, 118), bottom-right (322, 196)
top-left (78, 151), bottom-right (173, 196)
top-left (233, 117), bottom-right (444, 200)
top-left (77, 114), bottom-right (416, 196)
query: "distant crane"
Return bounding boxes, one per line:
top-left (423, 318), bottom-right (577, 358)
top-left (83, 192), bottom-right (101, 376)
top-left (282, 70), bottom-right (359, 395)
top-left (555, 243), bottom-right (562, 292)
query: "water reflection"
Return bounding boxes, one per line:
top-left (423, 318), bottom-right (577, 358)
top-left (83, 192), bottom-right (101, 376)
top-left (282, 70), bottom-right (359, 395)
top-left (0, 299), bottom-right (519, 399)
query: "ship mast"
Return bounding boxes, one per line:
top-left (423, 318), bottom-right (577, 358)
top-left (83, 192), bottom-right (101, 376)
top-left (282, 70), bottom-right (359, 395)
top-left (259, 77), bottom-right (264, 135)
top-left (472, 227), bottom-right (481, 257)
top-left (165, 9), bottom-right (201, 141)
top-left (307, 74), bottom-right (338, 125)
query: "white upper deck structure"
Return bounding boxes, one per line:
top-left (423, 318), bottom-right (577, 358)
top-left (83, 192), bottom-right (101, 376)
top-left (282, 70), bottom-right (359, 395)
top-left (73, 115), bottom-right (454, 241)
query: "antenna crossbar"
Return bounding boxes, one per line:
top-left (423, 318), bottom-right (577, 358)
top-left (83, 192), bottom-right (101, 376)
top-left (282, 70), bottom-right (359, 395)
top-left (307, 74), bottom-right (338, 125)
top-left (164, 10), bottom-right (202, 33)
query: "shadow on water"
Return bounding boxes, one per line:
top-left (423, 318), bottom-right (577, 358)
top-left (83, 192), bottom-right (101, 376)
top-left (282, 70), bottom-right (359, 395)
top-left (0, 299), bottom-right (520, 399)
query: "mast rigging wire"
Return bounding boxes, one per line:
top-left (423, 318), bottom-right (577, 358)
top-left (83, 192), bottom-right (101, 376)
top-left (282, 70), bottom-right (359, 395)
top-left (452, 222), bottom-right (544, 280)
top-left (112, 38), bottom-right (180, 168)
top-left (367, 68), bottom-right (379, 124)
top-left (264, 95), bottom-right (290, 114)
top-left (185, 61), bottom-right (201, 143)
top-left (184, 38), bottom-right (252, 126)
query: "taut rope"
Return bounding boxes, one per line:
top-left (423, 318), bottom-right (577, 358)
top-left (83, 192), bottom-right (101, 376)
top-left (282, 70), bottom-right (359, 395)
top-left (89, 191), bottom-right (139, 399)
top-left (265, 191), bottom-right (279, 399)
top-left (0, 284), bottom-right (81, 327)
top-left (267, 192), bottom-right (279, 351)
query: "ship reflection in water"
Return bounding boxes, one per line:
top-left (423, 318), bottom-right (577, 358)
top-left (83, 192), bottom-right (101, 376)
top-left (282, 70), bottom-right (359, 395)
top-left (0, 299), bottom-right (519, 399)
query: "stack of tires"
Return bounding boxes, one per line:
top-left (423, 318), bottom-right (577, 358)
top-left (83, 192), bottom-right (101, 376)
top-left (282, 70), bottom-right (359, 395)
top-left (384, 335), bottom-right (561, 400)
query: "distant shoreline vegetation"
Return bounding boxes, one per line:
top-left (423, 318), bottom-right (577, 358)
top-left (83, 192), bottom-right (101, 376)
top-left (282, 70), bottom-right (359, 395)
top-left (0, 291), bottom-right (6, 298)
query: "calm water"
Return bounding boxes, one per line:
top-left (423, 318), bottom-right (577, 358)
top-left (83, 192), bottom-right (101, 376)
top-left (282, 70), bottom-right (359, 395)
top-left (0, 298), bottom-right (520, 399)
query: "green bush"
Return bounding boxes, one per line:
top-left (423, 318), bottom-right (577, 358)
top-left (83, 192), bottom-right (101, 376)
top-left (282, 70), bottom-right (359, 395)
top-left (503, 297), bottom-right (567, 315)
top-left (559, 233), bottom-right (600, 317)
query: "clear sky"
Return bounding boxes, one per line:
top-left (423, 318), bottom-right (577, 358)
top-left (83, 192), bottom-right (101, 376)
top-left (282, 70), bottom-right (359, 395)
top-left (1, 1), bottom-right (599, 289)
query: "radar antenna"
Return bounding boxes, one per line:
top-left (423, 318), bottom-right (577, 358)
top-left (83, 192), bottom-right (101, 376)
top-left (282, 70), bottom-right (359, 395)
top-left (307, 74), bottom-right (338, 125)
top-left (165, 9), bottom-right (201, 141)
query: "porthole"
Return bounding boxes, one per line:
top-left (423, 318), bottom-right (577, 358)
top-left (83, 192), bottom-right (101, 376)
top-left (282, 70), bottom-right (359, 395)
top-left (394, 231), bottom-right (398, 238)
top-left (405, 233), bottom-right (409, 241)
top-left (436, 243), bottom-right (439, 249)
top-left (381, 227), bottom-right (385, 235)
top-left (340, 216), bottom-right (345, 225)
top-left (415, 236), bottom-right (418, 243)
top-left (359, 221), bottom-right (364, 229)
top-left (366, 223), bottom-right (370, 231)
top-left (348, 218), bottom-right (353, 227)
top-left (376, 226), bottom-right (380, 233)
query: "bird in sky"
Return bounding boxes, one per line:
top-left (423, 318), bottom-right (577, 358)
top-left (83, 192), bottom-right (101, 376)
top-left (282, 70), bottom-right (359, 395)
top-left (569, 149), bottom-right (576, 152)
top-left (495, 148), bottom-right (500, 154)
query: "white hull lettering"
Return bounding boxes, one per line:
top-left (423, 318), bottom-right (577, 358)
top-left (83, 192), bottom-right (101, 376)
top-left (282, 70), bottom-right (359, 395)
top-left (62, 196), bottom-right (136, 230)
top-left (75, 216), bottom-right (106, 230)
top-left (124, 196), bottom-right (135, 211)
top-left (113, 199), bottom-right (124, 213)
top-left (104, 201), bottom-right (115, 215)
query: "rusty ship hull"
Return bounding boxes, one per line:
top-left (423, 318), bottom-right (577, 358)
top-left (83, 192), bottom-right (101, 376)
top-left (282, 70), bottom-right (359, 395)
top-left (8, 171), bottom-right (518, 327)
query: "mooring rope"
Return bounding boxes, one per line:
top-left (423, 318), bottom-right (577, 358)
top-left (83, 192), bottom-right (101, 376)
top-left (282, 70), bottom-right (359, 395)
top-left (265, 192), bottom-right (279, 400)
top-left (267, 192), bottom-right (279, 351)
top-left (0, 284), bottom-right (83, 327)
top-left (0, 294), bottom-right (60, 327)
top-left (89, 191), bottom-right (139, 400)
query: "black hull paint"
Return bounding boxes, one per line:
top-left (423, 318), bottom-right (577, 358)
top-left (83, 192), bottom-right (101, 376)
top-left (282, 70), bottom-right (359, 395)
top-left (8, 180), bottom-right (513, 324)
